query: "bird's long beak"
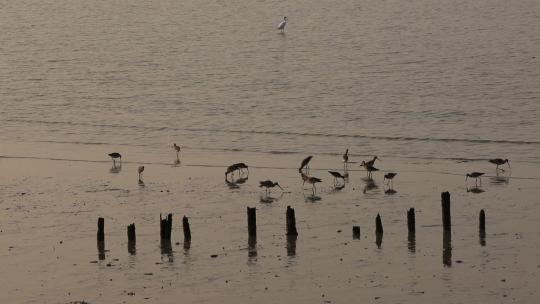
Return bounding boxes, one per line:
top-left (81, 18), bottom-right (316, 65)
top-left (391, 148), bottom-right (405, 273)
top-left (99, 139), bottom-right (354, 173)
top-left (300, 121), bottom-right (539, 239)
top-left (277, 184), bottom-right (283, 190)
top-left (507, 161), bottom-right (511, 169)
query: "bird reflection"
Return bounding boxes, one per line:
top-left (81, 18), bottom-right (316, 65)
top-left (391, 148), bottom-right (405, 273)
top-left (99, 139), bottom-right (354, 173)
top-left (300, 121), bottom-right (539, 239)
top-left (109, 163), bottom-right (122, 174)
top-left (490, 171), bottom-right (510, 185)
top-left (235, 176), bottom-right (249, 184)
top-left (362, 177), bottom-right (378, 193)
top-left (225, 179), bottom-right (240, 189)
top-left (466, 186), bottom-right (485, 194)
top-left (304, 193), bottom-right (322, 203)
top-left (173, 159), bottom-right (181, 166)
top-left (384, 187), bottom-right (397, 195)
top-left (259, 191), bottom-right (284, 204)
top-left (331, 184), bottom-right (346, 192)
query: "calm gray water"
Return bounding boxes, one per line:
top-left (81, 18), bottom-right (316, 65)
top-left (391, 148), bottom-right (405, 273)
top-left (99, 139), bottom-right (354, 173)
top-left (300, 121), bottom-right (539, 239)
top-left (2, 0), bottom-right (540, 162)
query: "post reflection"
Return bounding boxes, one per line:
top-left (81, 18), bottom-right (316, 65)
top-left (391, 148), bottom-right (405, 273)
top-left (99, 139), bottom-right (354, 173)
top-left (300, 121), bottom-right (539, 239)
top-left (375, 232), bottom-right (383, 249)
top-left (443, 230), bottom-right (452, 267)
top-left (97, 240), bottom-right (105, 260)
top-left (286, 234), bottom-right (297, 256)
top-left (407, 231), bottom-right (416, 254)
top-left (160, 239), bottom-right (173, 262)
top-left (248, 236), bottom-right (257, 263)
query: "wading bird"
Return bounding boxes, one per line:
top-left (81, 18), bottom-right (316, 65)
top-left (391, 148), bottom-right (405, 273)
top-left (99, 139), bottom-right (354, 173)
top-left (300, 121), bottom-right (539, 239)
top-left (383, 172), bottom-right (397, 187)
top-left (299, 156), bottom-right (313, 173)
top-left (488, 158), bottom-right (510, 171)
top-left (328, 171), bottom-right (346, 186)
top-left (277, 16), bottom-right (287, 32)
top-left (301, 173), bottom-right (321, 193)
top-left (466, 172), bottom-right (484, 185)
top-left (362, 156), bottom-right (380, 168)
top-left (138, 166), bottom-right (145, 182)
top-left (343, 149), bottom-right (349, 168)
top-left (173, 143), bottom-right (181, 159)
top-left (108, 152), bottom-right (122, 164)
top-left (259, 180), bottom-right (283, 195)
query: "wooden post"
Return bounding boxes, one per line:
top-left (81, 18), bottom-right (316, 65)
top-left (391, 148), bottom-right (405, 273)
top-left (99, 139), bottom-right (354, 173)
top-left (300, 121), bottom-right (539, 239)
top-left (127, 223), bottom-right (136, 242)
top-left (97, 217), bottom-right (105, 260)
top-left (286, 206), bottom-right (298, 236)
top-left (375, 213), bottom-right (383, 234)
top-left (441, 192), bottom-right (451, 231)
top-left (247, 207), bottom-right (257, 238)
top-left (127, 223), bottom-right (136, 254)
top-left (479, 209), bottom-right (486, 232)
top-left (352, 226), bottom-right (360, 239)
top-left (407, 208), bottom-right (415, 233)
top-left (97, 217), bottom-right (105, 242)
top-left (479, 209), bottom-right (486, 246)
top-left (375, 213), bottom-right (383, 248)
top-left (160, 213), bottom-right (173, 240)
top-left (183, 216), bottom-right (191, 242)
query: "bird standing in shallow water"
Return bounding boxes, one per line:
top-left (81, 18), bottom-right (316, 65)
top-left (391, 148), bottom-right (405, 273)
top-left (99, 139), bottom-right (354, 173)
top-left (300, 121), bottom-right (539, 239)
top-left (259, 180), bottom-right (283, 195)
top-left (301, 173), bottom-right (322, 194)
top-left (277, 16), bottom-right (287, 32)
top-left (138, 166), bottom-right (145, 182)
top-left (383, 172), bottom-right (397, 187)
top-left (328, 171), bottom-right (346, 186)
top-left (466, 172), bottom-right (484, 186)
top-left (342, 149), bottom-right (349, 169)
top-left (108, 152), bottom-right (122, 165)
top-left (362, 156), bottom-right (380, 168)
top-left (489, 158), bottom-right (510, 171)
top-left (173, 143), bottom-right (181, 159)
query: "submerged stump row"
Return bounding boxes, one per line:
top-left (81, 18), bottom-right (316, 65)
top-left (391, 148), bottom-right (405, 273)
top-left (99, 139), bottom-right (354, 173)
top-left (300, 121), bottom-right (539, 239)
top-left (94, 192), bottom-right (488, 260)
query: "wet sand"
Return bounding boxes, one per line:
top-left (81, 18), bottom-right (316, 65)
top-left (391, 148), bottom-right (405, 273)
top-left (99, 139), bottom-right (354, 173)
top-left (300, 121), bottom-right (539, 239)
top-left (1, 143), bottom-right (539, 303)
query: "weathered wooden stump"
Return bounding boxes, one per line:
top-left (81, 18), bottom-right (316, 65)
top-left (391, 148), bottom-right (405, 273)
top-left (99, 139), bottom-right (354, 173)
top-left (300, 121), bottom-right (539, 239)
top-left (286, 206), bottom-right (298, 236)
top-left (97, 217), bottom-right (105, 242)
top-left (375, 213), bottom-right (383, 234)
top-left (479, 209), bottom-right (486, 246)
top-left (441, 192), bottom-right (451, 231)
top-left (247, 207), bottom-right (257, 238)
top-left (375, 213), bottom-right (383, 248)
top-left (479, 209), bottom-right (486, 232)
top-left (183, 216), bottom-right (191, 242)
top-left (160, 213), bottom-right (173, 240)
top-left (127, 223), bottom-right (136, 254)
top-left (97, 217), bottom-right (105, 260)
top-left (352, 226), bottom-right (360, 239)
top-left (407, 208), bottom-right (415, 233)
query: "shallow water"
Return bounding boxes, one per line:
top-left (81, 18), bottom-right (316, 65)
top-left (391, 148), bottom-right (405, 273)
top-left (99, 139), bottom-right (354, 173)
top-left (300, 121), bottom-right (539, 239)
top-left (2, 0), bottom-right (540, 162)
top-left (1, 153), bottom-right (539, 303)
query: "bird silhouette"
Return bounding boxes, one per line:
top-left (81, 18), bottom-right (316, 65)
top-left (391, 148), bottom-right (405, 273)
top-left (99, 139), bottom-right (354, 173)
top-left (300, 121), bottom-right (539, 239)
top-left (259, 180), bottom-right (283, 195)
top-left (108, 152), bottom-right (122, 165)
top-left (299, 156), bottom-right (313, 173)
top-left (466, 172), bottom-right (484, 185)
top-left (488, 158), bottom-right (510, 171)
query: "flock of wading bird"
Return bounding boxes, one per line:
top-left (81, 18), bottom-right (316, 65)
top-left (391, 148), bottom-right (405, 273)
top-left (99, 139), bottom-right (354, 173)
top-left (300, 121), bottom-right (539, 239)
top-left (107, 146), bottom-right (511, 196)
